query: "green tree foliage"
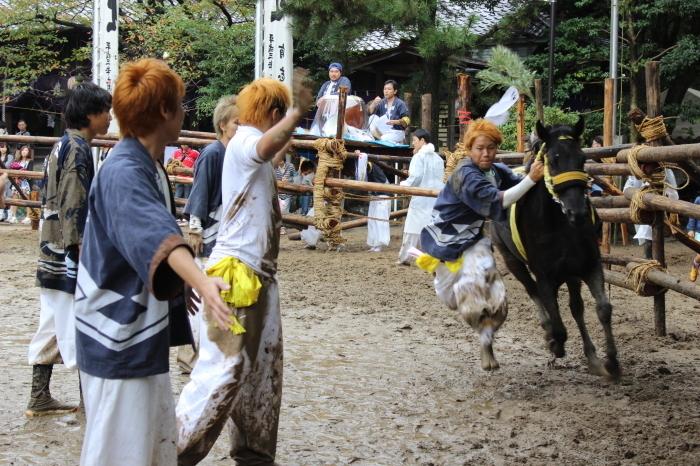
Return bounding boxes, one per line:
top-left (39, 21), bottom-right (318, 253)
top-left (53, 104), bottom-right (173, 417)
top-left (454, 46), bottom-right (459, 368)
top-left (0, 0), bottom-right (91, 96)
top-left (121, 1), bottom-right (256, 120)
top-left (499, 105), bottom-right (599, 151)
top-left (476, 45), bottom-right (535, 99)
top-left (0, 0), bottom-right (256, 123)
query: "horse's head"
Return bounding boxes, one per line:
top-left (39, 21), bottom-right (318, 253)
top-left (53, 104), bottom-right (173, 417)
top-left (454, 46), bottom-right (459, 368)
top-left (535, 116), bottom-right (589, 226)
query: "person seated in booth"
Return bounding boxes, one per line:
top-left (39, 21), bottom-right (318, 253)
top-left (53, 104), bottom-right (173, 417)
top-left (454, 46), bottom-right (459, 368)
top-left (315, 62), bottom-right (352, 102)
top-left (367, 79), bottom-right (410, 143)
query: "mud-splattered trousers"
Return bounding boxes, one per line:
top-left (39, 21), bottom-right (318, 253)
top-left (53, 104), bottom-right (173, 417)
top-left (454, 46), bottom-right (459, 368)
top-left (176, 276), bottom-right (283, 465)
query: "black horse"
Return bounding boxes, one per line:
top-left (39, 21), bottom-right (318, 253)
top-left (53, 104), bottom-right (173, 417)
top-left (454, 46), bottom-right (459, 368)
top-left (491, 118), bottom-right (621, 379)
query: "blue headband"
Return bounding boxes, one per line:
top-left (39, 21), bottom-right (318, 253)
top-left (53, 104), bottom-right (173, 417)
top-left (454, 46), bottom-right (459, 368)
top-left (328, 62), bottom-right (343, 72)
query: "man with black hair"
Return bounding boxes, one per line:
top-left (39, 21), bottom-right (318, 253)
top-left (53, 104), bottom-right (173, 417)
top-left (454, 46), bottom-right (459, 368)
top-left (368, 79), bottom-right (410, 143)
top-left (26, 82), bottom-right (112, 416)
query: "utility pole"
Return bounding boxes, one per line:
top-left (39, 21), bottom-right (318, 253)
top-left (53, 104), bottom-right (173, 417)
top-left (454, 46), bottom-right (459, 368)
top-left (610, 0), bottom-right (619, 140)
top-left (547, 0), bottom-right (557, 106)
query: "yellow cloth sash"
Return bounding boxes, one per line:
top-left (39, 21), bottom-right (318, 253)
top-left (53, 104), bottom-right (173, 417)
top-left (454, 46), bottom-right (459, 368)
top-left (206, 257), bottom-right (262, 334)
top-left (415, 253), bottom-right (464, 274)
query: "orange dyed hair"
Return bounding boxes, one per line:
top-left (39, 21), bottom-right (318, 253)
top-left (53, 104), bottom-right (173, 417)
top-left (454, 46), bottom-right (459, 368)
top-left (463, 119), bottom-right (503, 149)
top-left (237, 77), bottom-right (291, 127)
top-left (113, 59), bottom-right (185, 138)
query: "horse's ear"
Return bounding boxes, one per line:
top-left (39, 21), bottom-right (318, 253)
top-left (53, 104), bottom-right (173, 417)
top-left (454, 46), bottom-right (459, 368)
top-left (573, 115), bottom-right (585, 139)
top-left (535, 120), bottom-right (548, 141)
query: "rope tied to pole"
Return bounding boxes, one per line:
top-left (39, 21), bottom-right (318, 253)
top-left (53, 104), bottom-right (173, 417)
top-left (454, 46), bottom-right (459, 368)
top-left (313, 138), bottom-right (347, 248)
top-left (625, 259), bottom-right (665, 296)
top-left (634, 115), bottom-right (667, 143)
top-left (443, 146), bottom-right (468, 183)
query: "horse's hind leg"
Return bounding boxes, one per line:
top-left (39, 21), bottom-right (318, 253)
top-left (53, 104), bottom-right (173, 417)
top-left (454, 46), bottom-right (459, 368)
top-left (584, 268), bottom-right (621, 380)
top-left (566, 279), bottom-right (606, 376)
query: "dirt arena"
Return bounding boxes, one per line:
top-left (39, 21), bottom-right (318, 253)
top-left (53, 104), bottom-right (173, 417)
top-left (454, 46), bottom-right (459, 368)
top-left (1, 222), bottom-right (699, 465)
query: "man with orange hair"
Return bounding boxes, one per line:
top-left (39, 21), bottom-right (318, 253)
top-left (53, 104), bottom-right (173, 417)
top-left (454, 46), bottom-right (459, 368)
top-left (74, 58), bottom-right (232, 466)
top-left (413, 119), bottom-right (543, 369)
top-left (176, 74), bottom-right (314, 465)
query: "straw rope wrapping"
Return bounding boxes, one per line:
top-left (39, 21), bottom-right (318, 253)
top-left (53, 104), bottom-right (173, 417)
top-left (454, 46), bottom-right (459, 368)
top-left (625, 259), bottom-right (665, 296)
top-left (443, 146), bottom-right (468, 183)
top-left (313, 138), bottom-right (347, 248)
top-left (635, 115), bottom-right (667, 143)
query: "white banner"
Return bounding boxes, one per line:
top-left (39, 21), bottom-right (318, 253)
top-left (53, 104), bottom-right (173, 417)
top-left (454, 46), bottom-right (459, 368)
top-left (92, 0), bottom-right (119, 133)
top-left (255, 0), bottom-right (293, 89)
top-left (484, 86), bottom-right (519, 127)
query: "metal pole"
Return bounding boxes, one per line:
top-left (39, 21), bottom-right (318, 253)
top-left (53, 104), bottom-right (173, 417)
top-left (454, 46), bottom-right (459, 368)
top-left (547, 0), bottom-right (556, 106)
top-left (610, 0), bottom-right (619, 140)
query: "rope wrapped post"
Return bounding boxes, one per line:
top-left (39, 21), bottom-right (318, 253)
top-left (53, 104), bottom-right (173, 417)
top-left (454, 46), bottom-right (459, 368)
top-left (443, 146), bottom-right (467, 183)
top-left (645, 60), bottom-right (667, 336)
top-left (313, 138), bottom-right (347, 249)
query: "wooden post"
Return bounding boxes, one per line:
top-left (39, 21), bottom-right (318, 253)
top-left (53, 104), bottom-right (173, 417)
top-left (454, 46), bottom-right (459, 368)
top-left (457, 73), bottom-right (471, 144)
top-left (336, 85), bottom-right (349, 140)
top-left (516, 94), bottom-right (526, 153)
top-left (645, 60), bottom-right (667, 337)
top-left (534, 78), bottom-right (545, 124)
top-left (603, 79), bottom-right (615, 147)
top-left (421, 93), bottom-right (432, 133)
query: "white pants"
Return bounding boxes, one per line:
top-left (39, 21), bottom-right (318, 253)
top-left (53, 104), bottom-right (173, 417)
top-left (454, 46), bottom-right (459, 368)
top-left (28, 288), bottom-right (76, 368)
top-left (176, 278), bottom-right (283, 466)
top-left (367, 198), bottom-right (391, 248)
top-left (432, 238), bottom-right (508, 331)
top-left (398, 232), bottom-right (420, 264)
top-left (80, 371), bottom-right (176, 466)
top-left (177, 259), bottom-right (205, 371)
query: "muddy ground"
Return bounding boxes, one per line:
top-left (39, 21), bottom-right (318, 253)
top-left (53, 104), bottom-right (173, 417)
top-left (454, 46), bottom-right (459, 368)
top-left (1, 222), bottom-right (699, 465)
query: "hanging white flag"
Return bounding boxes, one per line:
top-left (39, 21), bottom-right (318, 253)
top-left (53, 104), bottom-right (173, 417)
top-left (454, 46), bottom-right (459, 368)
top-left (255, 0), bottom-right (293, 89)
top-left (484, 86), bottom-right (519, 127)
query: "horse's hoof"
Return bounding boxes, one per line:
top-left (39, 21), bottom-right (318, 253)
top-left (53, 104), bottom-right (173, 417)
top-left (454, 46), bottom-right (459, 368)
top-left (547, 339), bottom-right (566, 358)
top-left (604, 359), bottom-right (622, 381)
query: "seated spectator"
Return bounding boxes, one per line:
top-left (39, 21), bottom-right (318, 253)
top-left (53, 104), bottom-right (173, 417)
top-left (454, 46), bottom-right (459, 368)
top-left (367, 79), bottom-right (410, 143)
top-left (298, 159), bottom-right (315, 216)
top-left (316, 62), bottom-right (352, 102)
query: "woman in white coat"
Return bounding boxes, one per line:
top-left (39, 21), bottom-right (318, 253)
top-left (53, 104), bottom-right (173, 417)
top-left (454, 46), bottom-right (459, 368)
top-left (397, 129), bottom-right (445, 264)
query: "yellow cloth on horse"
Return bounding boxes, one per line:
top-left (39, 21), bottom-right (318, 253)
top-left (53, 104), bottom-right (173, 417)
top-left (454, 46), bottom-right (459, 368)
top-left (206, 257), bottom-right (262, 334)
top-left (415, 253), bottom-right (464, 274)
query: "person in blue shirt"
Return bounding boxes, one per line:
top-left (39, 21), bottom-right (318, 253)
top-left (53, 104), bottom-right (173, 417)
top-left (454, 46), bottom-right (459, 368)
top-left (368, 79), bottom-right (410, 143)
top-left (315, 62), bottom-right (352, 102)
top-left (74, 58), bottom-right (231, 466)
top-left (415, 119), bottom-right (543, 368)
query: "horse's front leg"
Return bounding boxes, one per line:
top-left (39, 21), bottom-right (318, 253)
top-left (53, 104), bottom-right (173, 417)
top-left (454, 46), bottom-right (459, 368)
top-left (536, 278), bottom-right (568, 359)
top-left (566, 279), bottom-right (607, 376)
top-left (584, 267), bottom-right (621, 380)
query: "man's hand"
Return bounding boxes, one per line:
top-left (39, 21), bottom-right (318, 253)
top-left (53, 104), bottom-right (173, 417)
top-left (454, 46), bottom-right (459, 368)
top-left (196, 277), bottom-right (232, 330)
top-left (293, 67), bottom-right (314, 113)
top-left (689, 231), bottom-right (695, 238)
top-left (188, 231), bottom-right (203, 256)
top-left (528, 160), bottom-right (544, 182)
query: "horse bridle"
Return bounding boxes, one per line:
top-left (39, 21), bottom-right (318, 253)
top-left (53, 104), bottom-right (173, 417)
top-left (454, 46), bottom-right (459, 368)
top-left (535, 135), bottom-right (589, 202)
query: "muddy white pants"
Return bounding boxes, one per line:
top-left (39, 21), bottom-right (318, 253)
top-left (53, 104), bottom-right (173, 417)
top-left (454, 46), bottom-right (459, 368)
top-left (432, 238), bottom-right (508, 329)
top-left (177, 259), bottom-right (205, 372)
top-left (176, 278), bottom-right (283, 466)
top-left (27, 288), bottom-right (76, 368)
top-left (367, 197), bottom-right (391, 248)
top-left (79, 371), bottom-right (176, 466)
top-left (397, 232), bottom-right (420, 264)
